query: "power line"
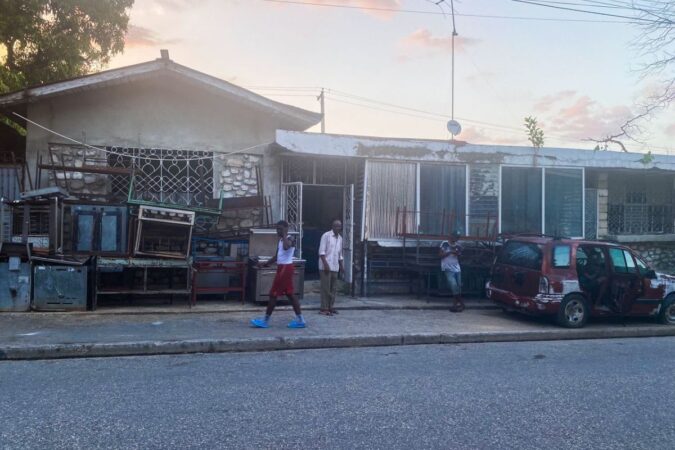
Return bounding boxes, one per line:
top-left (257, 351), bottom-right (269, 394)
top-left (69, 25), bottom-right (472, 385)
top-left (258, 93), bottom-right (318, 97)
top-left (248, 85), bottom-right (588, 139)
top-left (243, 85), bottom-right (321, 90)
top-left (244, 86), bottom-right (675, 152)
top-left (323, 93), bottom-right (563, 140)
top-left (511, 0), bottom-right (657, 23)
top-left (257, 0), bottom-right (634, 23)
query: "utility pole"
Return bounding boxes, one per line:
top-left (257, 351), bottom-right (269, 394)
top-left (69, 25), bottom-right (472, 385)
top-left (317, 88), bottom-right (325, 133)
top-left (450, 0), bottom-right (457, 121)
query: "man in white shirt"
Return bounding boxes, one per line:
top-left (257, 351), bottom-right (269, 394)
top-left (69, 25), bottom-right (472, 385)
top-left (318, 219), bottom-right (344, 316)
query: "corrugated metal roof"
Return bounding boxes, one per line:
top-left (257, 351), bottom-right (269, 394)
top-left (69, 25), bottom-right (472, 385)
top-left (0, 59), bottom-right (322, 129)
top-left (275, 130), bottom-right (675, 171)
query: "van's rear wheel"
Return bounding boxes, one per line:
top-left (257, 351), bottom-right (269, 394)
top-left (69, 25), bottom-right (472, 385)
top-left (557, 294), bottom-right (589, 328)
top-left (658, 295), bottom-right (675, 325)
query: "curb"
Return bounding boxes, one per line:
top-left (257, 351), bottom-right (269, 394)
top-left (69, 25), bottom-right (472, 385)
top-left (1, 325), bottom-right (674, 361)
top-left (2, 304), bottom-right (498, 317)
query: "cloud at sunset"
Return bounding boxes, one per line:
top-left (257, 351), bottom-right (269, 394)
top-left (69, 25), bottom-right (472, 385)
top-left (459, 126), bottom-right (525, 146)
top-left (398, 28), bottom-right (480, 61)
top-left (533, 90), bottom-right (576, 113)
top-left (533, 91), bottom-right (634, 141)
top-left (125, 25), bottom-right (181, 48)
top-left (291, 0), bottom-right (402, 20)
top-left (138, 0), bottom-right (194, 14)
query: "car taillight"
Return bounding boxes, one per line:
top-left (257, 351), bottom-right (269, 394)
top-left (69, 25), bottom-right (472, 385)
top-left (539, 276), bottom-right (550, 294)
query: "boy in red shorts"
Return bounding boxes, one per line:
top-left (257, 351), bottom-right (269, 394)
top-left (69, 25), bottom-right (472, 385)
top-left (250, 220), bottom-right (306, 328)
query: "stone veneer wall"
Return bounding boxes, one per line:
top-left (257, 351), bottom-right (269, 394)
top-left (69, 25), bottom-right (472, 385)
top-left (219, 154), bottom-right (260, 198)
top-left (627, 242), bottom-right (675, 274)
top-left (48, 144), bottom-right (109, 198)
top-left (217, 154), bottom-right (264, 231)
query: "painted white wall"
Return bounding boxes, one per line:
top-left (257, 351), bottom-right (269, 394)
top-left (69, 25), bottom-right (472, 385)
top-left (25, 74), bottom-right (309, 216)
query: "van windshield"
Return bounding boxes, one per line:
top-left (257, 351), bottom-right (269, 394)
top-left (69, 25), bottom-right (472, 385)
top-left (498, 241), bottom-right (543, 270)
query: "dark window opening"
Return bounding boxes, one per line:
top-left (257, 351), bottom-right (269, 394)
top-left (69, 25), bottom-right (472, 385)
top-left (501, 167), bottom-right (542, 234)
top-left (545, 169), bottom-right (583, 237)
top-left (418, 164), bottom-right (466, 235)
top-left (498, 241), bottom-right (543, 270)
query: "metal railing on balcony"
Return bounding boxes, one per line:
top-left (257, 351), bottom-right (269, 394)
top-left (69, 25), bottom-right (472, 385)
top-left (394, 207), bottom-right (499, 241)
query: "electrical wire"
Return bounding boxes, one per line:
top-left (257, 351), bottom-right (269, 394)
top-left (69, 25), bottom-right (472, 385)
top-left (12, 112), bottom-right (273, 161)
top-left (238, 87), bottom-right (674, 153)
top-left (321, 92), bottom-right (675, 152)
top-left (511, 0), bottom-right (657, 23)
top-left (257, 0), bottom-right (634, 23)
top-left (324, 94), bottom-right (552, 139)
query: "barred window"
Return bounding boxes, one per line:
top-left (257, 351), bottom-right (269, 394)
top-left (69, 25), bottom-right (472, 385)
top-left (107, 147), bottom-right (214, 208)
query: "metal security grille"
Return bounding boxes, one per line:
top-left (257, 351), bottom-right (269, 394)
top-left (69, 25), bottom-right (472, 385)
top-left (585, 188), bottom-right (598, 239)
top-left (282, 158), bottom-right (313, 184)
top-left (107, 148), bottom-right (213, 208)
top-left (343, 184), bottom-right (354, 283)
top-left (282, 157), bottom-right (354, 186)
top-left (608, 173), bottom-right (673, 235)
top-left (281, 182), bottom-right (303, 257)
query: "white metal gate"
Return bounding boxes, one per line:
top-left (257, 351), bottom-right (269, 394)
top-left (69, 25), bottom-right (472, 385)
top-left (281, 182), bottom-right (303, 258)
top-left (343, 184), bottom-right (354, 283)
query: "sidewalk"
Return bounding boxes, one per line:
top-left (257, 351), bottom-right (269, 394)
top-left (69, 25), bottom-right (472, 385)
top-left (87, 293), bottom-right (493, 315)
top-left (1, 297), bottom-right (674, 360)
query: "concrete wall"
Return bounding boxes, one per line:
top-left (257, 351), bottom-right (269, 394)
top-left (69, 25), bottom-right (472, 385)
top-left (24, 74), bottom-right (301, 216)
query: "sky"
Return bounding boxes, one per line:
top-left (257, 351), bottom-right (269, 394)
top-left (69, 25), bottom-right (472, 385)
top-left (110, 0), bottom-right (675, 153)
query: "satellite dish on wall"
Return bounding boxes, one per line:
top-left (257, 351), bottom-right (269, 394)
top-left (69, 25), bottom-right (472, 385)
top-left (447, 119), bottom-right (462, 137)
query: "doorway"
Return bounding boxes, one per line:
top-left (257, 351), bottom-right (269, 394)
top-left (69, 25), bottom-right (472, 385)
top-left (301, 185), bottom-right (344, 280)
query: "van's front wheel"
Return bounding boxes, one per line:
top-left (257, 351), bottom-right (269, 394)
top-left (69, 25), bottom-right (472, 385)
top-left (658, 295), bottom-right (675, 325)
top-left (557, 294), bottom-right (589, 328)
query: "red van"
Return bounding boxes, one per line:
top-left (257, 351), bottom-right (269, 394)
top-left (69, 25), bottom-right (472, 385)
top-left (486, 237), bottom-right (675, 328)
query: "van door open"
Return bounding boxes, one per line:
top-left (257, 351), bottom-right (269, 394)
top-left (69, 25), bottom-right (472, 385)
top-left (608, 247), bottom-right (643, 314)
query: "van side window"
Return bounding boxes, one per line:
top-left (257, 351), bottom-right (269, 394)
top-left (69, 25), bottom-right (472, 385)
top-left (609, 248), bottom-right (637, 274)
top-left (552, 245), bottom-right (571, 268)
top-left (498, 241), bottom-right (543, 270)
top-left (623, 250), bottom-right (637, 272)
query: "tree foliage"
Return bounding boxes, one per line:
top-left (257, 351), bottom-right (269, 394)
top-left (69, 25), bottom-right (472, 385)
top-left (524, 116), bottom-right (545, 149)
top-left (580, 1), bottom-right (673, 151)
top-left (513, 1), bottom-right (673, 152)
top-left (0, 0), bottom-right (134, 93)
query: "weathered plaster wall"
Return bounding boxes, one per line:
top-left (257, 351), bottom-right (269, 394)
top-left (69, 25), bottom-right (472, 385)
top-left (25, 74), bottom-right (302, 218)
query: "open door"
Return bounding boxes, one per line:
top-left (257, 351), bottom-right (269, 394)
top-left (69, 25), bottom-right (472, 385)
top-left (343, 184), bottom-right (354, 283)
top-left (281, 182), bottom-right (303, 258)
top-left (607, 247), bottom-right (642, 314)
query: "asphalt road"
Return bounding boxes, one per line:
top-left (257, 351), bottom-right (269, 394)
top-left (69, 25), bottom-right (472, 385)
top-left (1, 338), bottom-right (674, 450)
